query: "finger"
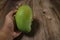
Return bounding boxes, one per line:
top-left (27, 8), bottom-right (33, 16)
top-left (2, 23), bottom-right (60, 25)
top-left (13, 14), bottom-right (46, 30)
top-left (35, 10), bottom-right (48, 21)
top-left (8, 9), bottom-right (17, 16)
top-left (12, 32), bottom-right (22, 38)
top-left (15, 1), bottom-right (23, 9)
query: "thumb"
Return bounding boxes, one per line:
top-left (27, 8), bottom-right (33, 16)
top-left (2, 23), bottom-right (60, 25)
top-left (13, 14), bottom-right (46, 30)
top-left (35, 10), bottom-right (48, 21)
top-left (12, 32), bottom-right (21, 38)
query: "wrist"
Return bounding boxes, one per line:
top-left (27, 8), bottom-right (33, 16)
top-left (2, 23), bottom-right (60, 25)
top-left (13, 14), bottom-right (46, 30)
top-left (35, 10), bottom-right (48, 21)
top-left (1, 24), bottom-right (13, 39)
top-left (0, 30), bottom-right (13, 40)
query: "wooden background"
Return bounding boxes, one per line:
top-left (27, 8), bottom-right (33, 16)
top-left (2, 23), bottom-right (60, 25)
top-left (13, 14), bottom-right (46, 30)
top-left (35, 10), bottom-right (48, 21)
top-left (0, 0), bottom-right (60, 40)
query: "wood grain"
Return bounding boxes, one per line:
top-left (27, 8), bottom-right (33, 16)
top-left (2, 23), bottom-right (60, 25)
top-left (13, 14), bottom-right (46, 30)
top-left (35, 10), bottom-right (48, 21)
top-left (0, 0), bottom-right (60, 40)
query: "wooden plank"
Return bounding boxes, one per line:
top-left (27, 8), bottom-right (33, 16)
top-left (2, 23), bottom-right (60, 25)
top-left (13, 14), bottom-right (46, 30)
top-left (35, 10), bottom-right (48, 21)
top-left (0, 0), bottom-right (60, 40)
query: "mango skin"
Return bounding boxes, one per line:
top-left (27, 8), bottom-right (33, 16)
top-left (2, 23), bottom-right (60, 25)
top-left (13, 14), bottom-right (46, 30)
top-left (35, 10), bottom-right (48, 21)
top-left (15, 5), bottom-right (32, 33)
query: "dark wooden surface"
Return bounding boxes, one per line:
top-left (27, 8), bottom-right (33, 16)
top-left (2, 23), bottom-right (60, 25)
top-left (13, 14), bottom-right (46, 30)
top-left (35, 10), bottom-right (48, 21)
top-left (0, 0), bottom-right (60, 40)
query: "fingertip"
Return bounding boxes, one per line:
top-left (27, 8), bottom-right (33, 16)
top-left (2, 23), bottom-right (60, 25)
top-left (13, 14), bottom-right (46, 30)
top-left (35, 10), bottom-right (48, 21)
top-left (8, 9), bottom-right (17, 16)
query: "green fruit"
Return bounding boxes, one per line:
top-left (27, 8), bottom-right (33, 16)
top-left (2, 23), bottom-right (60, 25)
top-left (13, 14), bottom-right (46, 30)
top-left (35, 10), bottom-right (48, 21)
top-left (15, 5), bottom-right (32, 33)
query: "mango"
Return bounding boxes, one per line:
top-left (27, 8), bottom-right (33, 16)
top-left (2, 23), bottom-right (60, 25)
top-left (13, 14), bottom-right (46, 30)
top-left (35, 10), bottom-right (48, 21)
top-left (15, 5), bottom-right (32, 33)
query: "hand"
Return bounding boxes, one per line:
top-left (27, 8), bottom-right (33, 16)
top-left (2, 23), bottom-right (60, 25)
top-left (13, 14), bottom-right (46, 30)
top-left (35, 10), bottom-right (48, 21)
top-left (1, 9), bottom-right (21, 39)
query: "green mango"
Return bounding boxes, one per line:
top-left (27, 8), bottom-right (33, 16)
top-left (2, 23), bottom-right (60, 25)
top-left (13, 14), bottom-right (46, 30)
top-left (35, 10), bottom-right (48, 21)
top-left (15, 5), bottom-right (32, 33)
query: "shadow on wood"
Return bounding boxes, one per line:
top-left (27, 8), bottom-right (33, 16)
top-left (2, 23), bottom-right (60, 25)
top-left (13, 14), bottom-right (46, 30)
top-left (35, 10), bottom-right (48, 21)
top-left (24, 18), bottom-right (40, 37)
